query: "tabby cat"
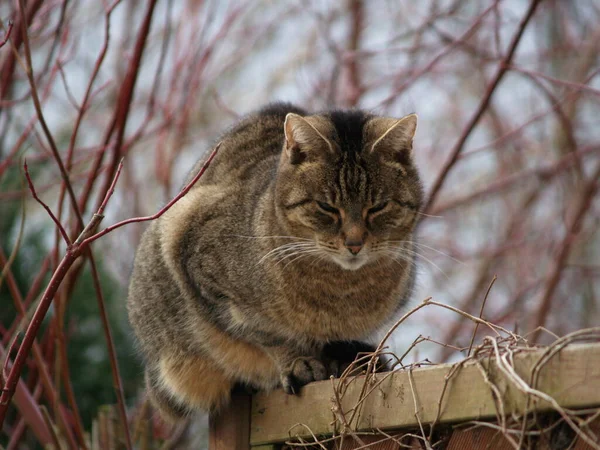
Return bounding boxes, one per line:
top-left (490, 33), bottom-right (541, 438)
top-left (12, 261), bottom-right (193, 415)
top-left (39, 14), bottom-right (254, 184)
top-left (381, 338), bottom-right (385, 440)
top-left (127, 103), bottom-right (423, 421)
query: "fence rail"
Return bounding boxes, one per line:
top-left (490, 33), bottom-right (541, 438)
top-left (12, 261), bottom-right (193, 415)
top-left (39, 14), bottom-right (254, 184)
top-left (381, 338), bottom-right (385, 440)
top-left (209, 342), bottom-right (600, 449)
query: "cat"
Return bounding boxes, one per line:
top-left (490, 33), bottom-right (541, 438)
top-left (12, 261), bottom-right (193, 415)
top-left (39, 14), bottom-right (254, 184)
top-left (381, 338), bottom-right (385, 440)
top-left (126, 102), bottom-right (423, 421)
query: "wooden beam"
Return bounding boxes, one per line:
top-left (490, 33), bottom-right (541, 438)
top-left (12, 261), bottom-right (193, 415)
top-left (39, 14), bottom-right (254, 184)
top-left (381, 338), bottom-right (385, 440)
top-left (209, 393), bottom-right (251, 450)
top-left (250, 343), bottom-right (600, 445)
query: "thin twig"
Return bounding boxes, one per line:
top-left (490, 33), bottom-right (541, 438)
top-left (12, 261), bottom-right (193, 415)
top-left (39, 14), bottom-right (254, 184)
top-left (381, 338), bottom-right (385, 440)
top-left (23, 161), bottom-right (71, 245)
top-left (0, 20), bottom-right (14, 49)
top-left (510, 65), bottom-right (600, 98)
top-left (468, 275), bottom-right (497, 356)
top-left (0, 175), bottom-right (27, 291)
top-left (407, 369), bottom-right (432, 449)
top-left (530, 162), bottom-right (600, 342)
top-left (82, 143), bottom-right (221, 247)
top-left (0, 143), bottom-right (220, 429)
top-left (423, 0), bottom-right (542, 213)
top-left (39, 405), bottom-right (62, 450)
top-left (17, 0), bottom-right (85, 231)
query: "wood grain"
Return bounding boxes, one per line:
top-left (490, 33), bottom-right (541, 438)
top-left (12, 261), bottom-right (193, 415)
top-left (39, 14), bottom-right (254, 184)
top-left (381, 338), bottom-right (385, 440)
top-left (209, 393), bottom-right (251, 450)
top-left (250, 343), bottom-right (600, 445)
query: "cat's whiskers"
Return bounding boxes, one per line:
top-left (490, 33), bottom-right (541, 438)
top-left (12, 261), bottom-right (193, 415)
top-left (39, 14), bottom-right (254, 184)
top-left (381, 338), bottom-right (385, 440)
top-left (259, 241), bottom-right (320, 265)
top-left (320, 244), bottom-right (338, 251)
top-left (272, 244), bottom-right (321, 263)
top-left (308, 252), bottom-right (330, 269)
top-left (387, 240), bottom-right (463, 265)
top-left (415, 211), bottom-right (444, 219)
top-left (272, 248), bottom-right (319, 265)
top-left (225, 234), bottom-right (313, 242)
top-left (280, 249), bottom-right (324, 270)
top-left (378, 248), bottom-right (416, 268)
top-left (268, 242), bottom-right (315, 256)
top-left (381, 243), bottom-right (450, 280)
top-left (258, 242), bottom-right (316, 265)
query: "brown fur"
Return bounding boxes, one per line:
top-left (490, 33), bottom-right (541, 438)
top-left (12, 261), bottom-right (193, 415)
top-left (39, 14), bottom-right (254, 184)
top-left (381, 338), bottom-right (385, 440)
top-left (127, 103), bottom-right (424, 420)
top-left (158, 353), bottom-right (232, 412)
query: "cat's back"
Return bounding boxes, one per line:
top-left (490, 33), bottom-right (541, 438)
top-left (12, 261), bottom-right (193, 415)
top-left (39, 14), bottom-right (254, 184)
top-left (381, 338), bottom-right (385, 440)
top-left (188, 102), bottom-right (307, 186)
top-left (141, 103), bottom-right (308, 299)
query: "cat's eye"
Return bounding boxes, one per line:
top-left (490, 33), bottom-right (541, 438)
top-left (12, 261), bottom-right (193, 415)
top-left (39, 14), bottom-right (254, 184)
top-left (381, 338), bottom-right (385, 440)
top-left (368, 201), bottom-right (389, 215)
top-left (316, 201), bottom-right (339, 214)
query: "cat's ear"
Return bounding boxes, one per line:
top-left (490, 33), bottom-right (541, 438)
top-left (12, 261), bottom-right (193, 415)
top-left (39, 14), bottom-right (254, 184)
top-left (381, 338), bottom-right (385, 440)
top-left (366, 114), bottom-right (417, 167)
top-left (284, 113), bottom-right (333, 164)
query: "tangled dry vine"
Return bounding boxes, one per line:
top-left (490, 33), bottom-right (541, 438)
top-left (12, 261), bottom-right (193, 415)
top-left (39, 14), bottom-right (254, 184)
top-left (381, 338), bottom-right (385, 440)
top-left (281, 297), bottom-right (600, 449)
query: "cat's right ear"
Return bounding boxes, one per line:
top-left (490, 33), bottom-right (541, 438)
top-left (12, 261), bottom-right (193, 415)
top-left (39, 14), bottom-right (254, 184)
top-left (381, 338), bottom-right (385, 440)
top-left (284, 113), bottom-right (333, 164)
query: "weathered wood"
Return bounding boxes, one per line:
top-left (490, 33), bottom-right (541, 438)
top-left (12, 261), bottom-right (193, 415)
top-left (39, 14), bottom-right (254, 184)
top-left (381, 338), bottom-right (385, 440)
top-left (209, 393), bottom-right (251, 450)
top-left (573, 416), bottom-right (600, 449)
top-left (251, 343), bottom-right (600, 445)
top-left (446, 428), bottom-right (516, 450)
top-left (339, 435), bottom-right (418, 449)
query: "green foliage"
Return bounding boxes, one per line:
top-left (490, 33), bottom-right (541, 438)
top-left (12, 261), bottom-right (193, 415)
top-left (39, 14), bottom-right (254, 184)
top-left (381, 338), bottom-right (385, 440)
top-left (65, 262), bottom-right (142, 427)
top-left (0, 165), bottom-right (46, 333)
top-left (0, 165), bottom-right (142, 433)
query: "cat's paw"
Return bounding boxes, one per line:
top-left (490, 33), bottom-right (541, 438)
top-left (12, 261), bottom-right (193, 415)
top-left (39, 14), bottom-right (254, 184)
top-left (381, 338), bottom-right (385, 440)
top-left (231, 382), bottom-right (259, 396)
top-left (326, 359), bottom-right (350, 378)
top-left (322, 341), bottom-right (387, 378)
top-left (281, 357), bottom-right (327, 395)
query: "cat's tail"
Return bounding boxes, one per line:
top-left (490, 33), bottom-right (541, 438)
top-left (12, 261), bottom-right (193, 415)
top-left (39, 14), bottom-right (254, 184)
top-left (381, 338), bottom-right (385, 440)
top-left (144, 353), bottom-right (233, 423)
top-left (145, 368), bottom-right (191, 423)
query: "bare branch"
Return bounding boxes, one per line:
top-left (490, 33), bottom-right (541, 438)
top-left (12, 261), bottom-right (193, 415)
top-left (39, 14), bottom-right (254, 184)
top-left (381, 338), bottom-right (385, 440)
top-left (0, 20), bottom-right (14, 49)
top-left (23, 161), bottom-right (71, 245)
top-left (423, 0), bottom-right (542, 213)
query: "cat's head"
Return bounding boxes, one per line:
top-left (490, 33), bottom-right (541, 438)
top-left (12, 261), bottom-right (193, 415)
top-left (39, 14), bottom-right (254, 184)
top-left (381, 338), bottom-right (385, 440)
top-left (274, 109), bottom-right (423, 271)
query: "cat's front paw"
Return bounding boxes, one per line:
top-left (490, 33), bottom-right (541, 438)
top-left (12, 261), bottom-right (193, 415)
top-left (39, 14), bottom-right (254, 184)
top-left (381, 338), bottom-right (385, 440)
top-left (280, 356), bottom-right (327, 395)
top-left (322, 341), bottom-right (383, 378)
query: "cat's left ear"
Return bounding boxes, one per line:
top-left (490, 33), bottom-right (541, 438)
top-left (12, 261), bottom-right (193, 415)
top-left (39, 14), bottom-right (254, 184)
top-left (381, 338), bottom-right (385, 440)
top-left (366, 114), bottom-right (417, 166)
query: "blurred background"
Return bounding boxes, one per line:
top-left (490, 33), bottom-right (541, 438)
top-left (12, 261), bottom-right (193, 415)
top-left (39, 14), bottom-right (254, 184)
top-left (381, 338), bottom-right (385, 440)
top-left (1, 0), bottom-right (599, 447)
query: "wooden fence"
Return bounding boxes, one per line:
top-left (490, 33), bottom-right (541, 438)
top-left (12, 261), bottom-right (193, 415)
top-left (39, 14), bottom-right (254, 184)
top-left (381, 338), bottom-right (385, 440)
top-left (209, 342), bottom-right (600, 449)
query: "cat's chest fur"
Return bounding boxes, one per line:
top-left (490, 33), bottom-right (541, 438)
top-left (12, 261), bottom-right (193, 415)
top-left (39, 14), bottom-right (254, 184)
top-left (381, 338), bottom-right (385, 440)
top-left (267, 260), bottom-right (410, 341)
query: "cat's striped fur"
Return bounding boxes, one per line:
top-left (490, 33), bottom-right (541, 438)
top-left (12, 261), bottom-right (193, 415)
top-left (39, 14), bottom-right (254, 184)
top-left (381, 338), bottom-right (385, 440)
top-left (127, 103), bottom-right (423, 420)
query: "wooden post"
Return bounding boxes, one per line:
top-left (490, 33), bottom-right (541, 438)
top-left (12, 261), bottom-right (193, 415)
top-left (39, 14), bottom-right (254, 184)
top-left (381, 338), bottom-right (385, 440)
top-left (209, 393), bottom-right (251, 450)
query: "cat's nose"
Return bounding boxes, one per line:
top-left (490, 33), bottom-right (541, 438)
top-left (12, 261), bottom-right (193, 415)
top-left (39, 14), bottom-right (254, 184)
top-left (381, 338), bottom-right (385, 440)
top-left (345, 240), bottom-right (363, 255)
top-left (343, 224), bottom-right (366, 255)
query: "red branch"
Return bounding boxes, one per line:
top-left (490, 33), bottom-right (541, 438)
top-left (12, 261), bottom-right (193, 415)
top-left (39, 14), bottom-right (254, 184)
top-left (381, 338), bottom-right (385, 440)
top-left (17, 0), bottom-right (84, 230)
top-left (530, 162), bottom-right (600, 342)
top-left (0, 0), bottom-right (43, 102)
top-left (423, 0), bottom-right (542, 213)
top-left (432, 145), bottom-right (600, 215)
top-left (377, 1), bottom-right (498, 109)
top-left (344, 0), bottom-right (364, 107)
top-left (23, 162), bottom-right (71, 245)
top-left (510, 65), bottom-right (600, 98)
top-left (92, 0), bottom-right (159, 216)
top-left (0, 20), bottom-right (13, 49)
top-left (0, 143), bottom-right (220, 428)
top-left (97, 159), bottom-right (124, 216)
top-left (2, 333), bottom-right (21, 378)
top-left (0, 249), bottom-right (78, 449)
top-left (82, 143), bottom-right (220, 247)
